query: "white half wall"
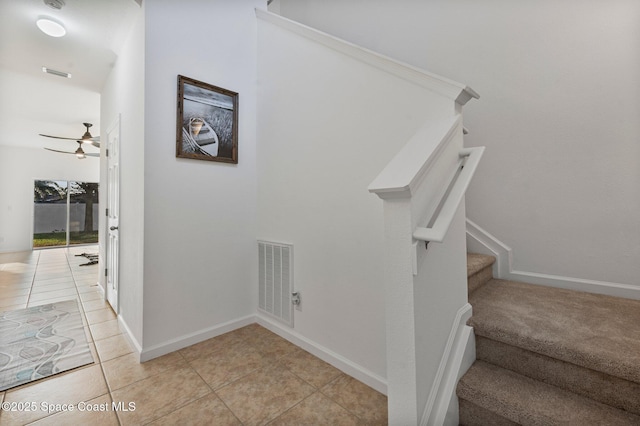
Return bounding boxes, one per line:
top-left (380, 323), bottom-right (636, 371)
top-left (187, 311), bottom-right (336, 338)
top-left (140, 0), bottom-right (262, 354)
top-left (0, 145), bottom-right (99, 253)
top-left (276, 0), bottom-right (640, 291)
top-left (256, 13), bottom-right (456, 384)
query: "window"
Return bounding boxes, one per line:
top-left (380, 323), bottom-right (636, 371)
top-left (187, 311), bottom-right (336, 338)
top-left (33, 180), bottom-right (99, 248)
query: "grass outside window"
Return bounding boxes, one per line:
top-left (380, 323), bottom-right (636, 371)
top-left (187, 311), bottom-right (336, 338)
top-left (34, 231), bottom-right (98, 248)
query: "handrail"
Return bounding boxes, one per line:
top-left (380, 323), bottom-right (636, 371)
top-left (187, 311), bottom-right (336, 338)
top-left (368, 116), bottom-right (463, 199)
top-left (413, 147), bottom-right (484, 244)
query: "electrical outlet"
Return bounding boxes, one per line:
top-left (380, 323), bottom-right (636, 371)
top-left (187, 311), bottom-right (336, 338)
top-left (292, 291), bottom-right (301, 311)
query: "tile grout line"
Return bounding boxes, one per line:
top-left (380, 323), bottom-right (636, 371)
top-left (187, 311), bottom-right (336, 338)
top-left (262, 381), bottom-right (320, 425)
top-left (317, 374), bottom-right (370, 424)
top-left (66, 247), bottom-right (124, 426)
top-left (76, 249), bottom-right (124, 426)
top-left (66, 247), bottom-right (86, 320)
top-left (185, 341), bottom-right (249, 425)
top-left (23, 249), bottom-right (40, 308)
top-left (269, 346), bottom-right (372, 423)
top-left (148, 385), bottom-right (244, 426)
top-left (13, 246), bottom-right (112, 425)
top-left (82, 250), bottom-right (126, 426)
top-left (27, 248), bottom-right (75, 308)
top-left (171, 330), bottom-right (289, 425)
top-left (265, 356), bottom-right (368, 424)
top-left (265, 356), bottom-right (324, 423)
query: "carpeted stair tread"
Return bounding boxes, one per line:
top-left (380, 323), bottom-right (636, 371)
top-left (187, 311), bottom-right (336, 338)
top-left (466, 253), bottom-right (495, 278)
top-left (467, 253), bottom-right (496, 295)
top-left (458, 361), bottom-right (640, 425)
top-left (468, 279), bottom-right (640, 384)
top-left (476, 336), bottom-right (640, 415)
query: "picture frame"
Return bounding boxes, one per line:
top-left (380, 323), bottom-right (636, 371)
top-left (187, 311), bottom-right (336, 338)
top-left (176, 75), bottom-right (238, 163)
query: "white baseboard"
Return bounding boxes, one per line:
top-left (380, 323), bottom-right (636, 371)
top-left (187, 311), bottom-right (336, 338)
top-left (118, 315), bottom-right (143, 359)
top-left (466, 219), bottom-right (640, 300)
top-left (421, 303), bottom-right (473, 426)
top-left (256, 313), bottom-right (388, 395)
top-left (503, 270), bottom-right (640, 301)
top-left (121, 311), bottom-right (387, 395)
top-left (139, 314), bottom-right (255, 362)
top-left (465, 219), bottom-right (511, 278)
top-left (443, 326), bottom-right (475, 426)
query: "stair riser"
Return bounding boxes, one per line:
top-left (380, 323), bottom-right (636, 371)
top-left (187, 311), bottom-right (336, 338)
top-left (468, 266), bottom-right (493, 295)
top-left (468, 279), bottom-right (640, 385)
top-left (459, 399), bottom-right (517, 426)
top-left (458, 361), bottom-right (640, 425)
top-left (476, 336), bottom-right (640, 416)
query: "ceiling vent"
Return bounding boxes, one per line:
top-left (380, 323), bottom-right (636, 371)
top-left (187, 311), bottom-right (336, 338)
top-left (42, 67), bottom-right (71, 78)
top-left (44, 0), bottom-right (65, 10)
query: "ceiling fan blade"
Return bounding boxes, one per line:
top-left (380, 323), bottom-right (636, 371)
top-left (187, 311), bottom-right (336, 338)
top-left (44, 147), bottom-right (98, 158)
top-left (40, 134), bottom-right (100, 143)
top-left (39, 120), bottom-right (101, 147)
top-left (44, 147), bottom-right (76, 155)
top-left (39, 134), bottom-right (80, 141)
top-left (82, 140), bottom-right (101, 148)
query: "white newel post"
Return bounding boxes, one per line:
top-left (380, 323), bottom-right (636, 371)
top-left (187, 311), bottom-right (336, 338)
top-left (382, 196), bottom-right (421, 424)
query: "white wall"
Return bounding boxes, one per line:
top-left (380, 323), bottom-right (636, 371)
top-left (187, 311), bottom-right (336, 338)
top-left (277, 0), bottom-right (640, 289)
top-left (0, 68), bottom-right (100, 254)
top-left (0, 68), bottom-right (100, 150)
top-left (0, 145), bottom-right (99, 252)
top-left (141, 0), bottom-right (261, 354)
top-left (100, 6), bottom-right (146, 346)
top-left (256, 14), bottom-right (457, 385)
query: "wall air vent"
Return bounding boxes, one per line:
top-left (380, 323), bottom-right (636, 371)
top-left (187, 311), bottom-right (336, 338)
top-left (42, 67), bottom-right (71, 79)
top-left (258, 240), bottom-right (294, 327)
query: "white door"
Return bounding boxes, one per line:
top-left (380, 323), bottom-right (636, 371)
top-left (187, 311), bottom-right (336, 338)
top-left (106, 115), bottom-right (120, 312)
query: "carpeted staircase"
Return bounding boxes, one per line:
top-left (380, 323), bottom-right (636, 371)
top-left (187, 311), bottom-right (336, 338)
top-left (458, 253), bottom-right (640, 425)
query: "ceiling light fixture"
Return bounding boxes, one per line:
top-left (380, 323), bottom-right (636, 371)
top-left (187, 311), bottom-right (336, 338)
top-left (36, 17), bottom-right (66, 37)
top-left (75, 146), bottom-right (86, 159)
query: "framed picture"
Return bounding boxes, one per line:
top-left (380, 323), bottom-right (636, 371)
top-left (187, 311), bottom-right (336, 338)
top-left (176, 75), bottom-right (238, 163)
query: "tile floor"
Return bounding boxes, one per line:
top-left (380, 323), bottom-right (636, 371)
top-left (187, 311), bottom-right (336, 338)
top-left (0, 246), bottom-right (388, 425)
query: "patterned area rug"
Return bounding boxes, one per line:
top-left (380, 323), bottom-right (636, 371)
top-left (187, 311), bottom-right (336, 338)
top-left (0, 300), bottom-right (94, 391)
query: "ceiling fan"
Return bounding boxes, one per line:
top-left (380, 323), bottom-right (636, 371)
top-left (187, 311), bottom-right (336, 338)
top-left (40, 122), bottom-right (101, 159)
top-left (44, 141), bottom-right (100, 159)
top-left (39, 122), bottom-right (101, 148)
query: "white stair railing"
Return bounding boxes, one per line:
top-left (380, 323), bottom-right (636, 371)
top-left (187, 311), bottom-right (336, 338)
top-left (413, 147), bottom-right (484, 245)
top-left (370, 114), bottom-right (483, 425)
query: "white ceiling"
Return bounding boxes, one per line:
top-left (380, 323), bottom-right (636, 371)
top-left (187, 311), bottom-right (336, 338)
top-left (0, 0), bottom-right (140, 150)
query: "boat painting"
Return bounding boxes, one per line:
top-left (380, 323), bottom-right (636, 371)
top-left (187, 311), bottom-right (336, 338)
top-left (176, 75), bottom-right (238, 163)
top-left (188, 117), bottom-right (218, 156)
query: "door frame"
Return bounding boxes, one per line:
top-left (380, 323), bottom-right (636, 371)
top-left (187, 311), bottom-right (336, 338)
top-left (105, 114), bottom-right (121, 312)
